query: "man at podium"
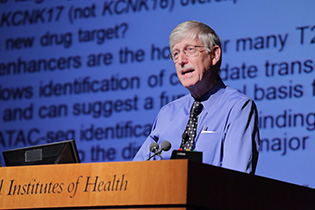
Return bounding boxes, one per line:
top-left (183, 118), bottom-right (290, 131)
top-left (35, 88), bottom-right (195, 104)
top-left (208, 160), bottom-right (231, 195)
top-left (133, 21), bottom-right (260, 174)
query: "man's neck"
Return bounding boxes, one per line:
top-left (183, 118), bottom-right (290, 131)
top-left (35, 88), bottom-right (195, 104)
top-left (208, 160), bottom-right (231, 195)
top-left (189, 76), bottom-right (219, 100)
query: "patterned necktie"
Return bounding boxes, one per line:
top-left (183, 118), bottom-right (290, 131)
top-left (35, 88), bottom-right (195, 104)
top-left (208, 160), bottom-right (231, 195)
top-left (180, 101), bottom-right (203, 150)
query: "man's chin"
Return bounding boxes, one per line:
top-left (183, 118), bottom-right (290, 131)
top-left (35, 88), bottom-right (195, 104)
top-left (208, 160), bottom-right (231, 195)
top-left (182, 81), bottom-right (198, 89)
top-left (179, 76), bottom-right (199, 88)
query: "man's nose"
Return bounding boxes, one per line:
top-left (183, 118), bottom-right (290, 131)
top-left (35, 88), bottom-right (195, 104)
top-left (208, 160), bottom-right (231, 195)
top-left (177, 51), bottom-right (188, 65)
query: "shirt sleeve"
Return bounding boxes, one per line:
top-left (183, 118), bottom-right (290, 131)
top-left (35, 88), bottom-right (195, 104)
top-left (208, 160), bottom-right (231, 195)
top-left (133, 116), bottom-right (159, 161)
top-left (221, 99), bottom-right (260, 174)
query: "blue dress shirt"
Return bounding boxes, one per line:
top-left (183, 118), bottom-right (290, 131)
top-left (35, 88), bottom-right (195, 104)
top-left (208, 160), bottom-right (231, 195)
top-left (133, 78), bottom-right (260, 174)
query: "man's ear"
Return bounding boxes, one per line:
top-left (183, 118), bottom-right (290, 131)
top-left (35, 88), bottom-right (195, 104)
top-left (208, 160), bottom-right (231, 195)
top-left (210, 45), bottom-right (221, 66)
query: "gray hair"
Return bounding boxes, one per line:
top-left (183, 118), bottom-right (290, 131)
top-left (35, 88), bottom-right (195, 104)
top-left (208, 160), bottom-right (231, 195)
top-left (169, 21), bottom-right (222, 67)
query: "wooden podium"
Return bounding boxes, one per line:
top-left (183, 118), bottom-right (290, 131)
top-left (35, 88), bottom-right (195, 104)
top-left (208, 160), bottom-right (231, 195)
top-left (0, 160), bottom-right (315, 209)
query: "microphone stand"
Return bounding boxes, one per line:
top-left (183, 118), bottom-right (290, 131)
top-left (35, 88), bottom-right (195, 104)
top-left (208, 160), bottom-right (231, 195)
top-left (157, 153), bottom-right (164, 160)
top-left (146, 151), bottom-right (164, 160)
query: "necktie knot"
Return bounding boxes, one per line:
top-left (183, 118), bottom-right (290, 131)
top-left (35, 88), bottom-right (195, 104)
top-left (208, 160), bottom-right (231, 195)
top-left (191, 101), bottom-right (203, 116)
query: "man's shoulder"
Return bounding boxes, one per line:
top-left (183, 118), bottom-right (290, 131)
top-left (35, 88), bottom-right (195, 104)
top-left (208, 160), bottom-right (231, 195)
top-left (159, 94), bottom-right (191, 113)
top-left (199, 84), bottom-right (254, 114)
top-left (217, 86), bottom-right (256, 110)
top-left (224, 86), bottom-right (252, 102)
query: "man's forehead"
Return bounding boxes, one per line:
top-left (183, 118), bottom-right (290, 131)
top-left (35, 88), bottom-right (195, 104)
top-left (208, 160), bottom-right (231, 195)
top-left (172, 38), bottom-right (203, 50)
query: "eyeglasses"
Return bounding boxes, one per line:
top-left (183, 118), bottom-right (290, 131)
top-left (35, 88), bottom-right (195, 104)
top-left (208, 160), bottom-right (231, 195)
top-left (169, 45), bottom-right (208, 62)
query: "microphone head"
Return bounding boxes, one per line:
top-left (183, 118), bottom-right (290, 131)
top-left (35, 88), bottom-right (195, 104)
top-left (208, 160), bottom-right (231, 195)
top-left (149, 142), bottom-right (159, 152)
top-left (161, 141), bottom-right (171, 151)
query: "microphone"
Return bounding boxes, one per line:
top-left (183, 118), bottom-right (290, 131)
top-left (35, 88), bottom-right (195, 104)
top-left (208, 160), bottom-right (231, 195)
top-left (146, 141), bottom-right (171, 160)
top-left (149, 142), bottom-right (159, 153)
top-left (160, 141), bottom-right (171, 152)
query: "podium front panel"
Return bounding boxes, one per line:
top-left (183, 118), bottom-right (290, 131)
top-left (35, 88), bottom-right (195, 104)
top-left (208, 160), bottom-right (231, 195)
top-left (0, 160), bottom-right (189, 209)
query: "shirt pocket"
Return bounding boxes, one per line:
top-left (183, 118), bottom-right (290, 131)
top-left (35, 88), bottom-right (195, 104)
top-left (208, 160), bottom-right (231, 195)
top-left (195, 132), bottom-right (222, 165)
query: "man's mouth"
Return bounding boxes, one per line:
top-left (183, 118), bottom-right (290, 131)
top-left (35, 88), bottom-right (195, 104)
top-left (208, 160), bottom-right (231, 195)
top-left (181, 68), bottom-right (194, 75)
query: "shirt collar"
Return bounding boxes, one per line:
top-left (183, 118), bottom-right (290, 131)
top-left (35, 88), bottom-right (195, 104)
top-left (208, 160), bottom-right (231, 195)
top-left (199, 77), bottom-right (226, 102)
top-left (188, 77), bottom-right (226, 113)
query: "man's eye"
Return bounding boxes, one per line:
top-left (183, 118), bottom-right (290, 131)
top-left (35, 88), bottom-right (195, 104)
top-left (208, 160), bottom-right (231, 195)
top-left (187, 47), bottom-right (194, 52)
top-left (173, 51), bottom-right (179, 57)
